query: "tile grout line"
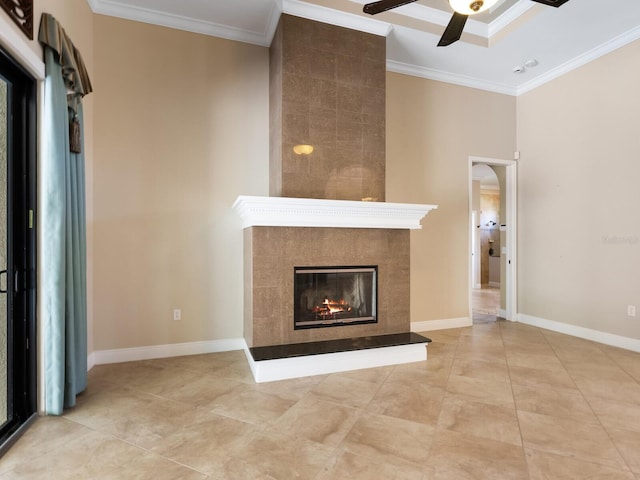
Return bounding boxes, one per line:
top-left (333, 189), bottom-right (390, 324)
top-left (61, 414), bottom-right (212, 478)
top-left (539, 329), bottom-right (636, 475)
top-left (429, 327), bottom-right (463, 442)
top-left (498, 320), bottom-right (533, 480)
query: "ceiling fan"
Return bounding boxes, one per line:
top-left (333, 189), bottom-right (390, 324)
top-left (363, 0), bottom-right (571, 47)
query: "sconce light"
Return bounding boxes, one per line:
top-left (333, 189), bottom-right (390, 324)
top-left (293, 144), bottom-right (314, 155)
top-left (449, 0), bottom-right (498, 15)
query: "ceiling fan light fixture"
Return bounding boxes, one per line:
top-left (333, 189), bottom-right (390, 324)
top-left (448, 0), bottom-right (498, 15)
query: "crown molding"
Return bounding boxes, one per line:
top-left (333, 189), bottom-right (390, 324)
top-left (387, 59), bottom-right (517, 96)
top-left (488, 0), bottom-right (536, 37)
top-left (86, 0), bottom-right (279, 46)
top-left (84, 0), bottom-right (527, 49)
top-left (516, 24), bottom-right (640, 95)
top-left (87, 0), bottom-right (392, 46)
top-left (388, 23), bottom-right (640, 97)
top-left (283, 0), bottom-right (392, 37)
top-left (86, 0), bottom-right (640, 98)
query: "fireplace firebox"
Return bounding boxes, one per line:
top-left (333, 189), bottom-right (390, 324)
top-left (294, 266), bottom-right (377, 329)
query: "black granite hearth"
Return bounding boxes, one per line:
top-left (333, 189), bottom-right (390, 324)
top-left (249, 332), bottom-right (431, 362)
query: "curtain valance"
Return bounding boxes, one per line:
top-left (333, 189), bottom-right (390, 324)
top-left (38, 13), bottom-right (92, 106)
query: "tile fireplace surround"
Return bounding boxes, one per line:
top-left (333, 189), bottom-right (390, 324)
top-left (234, 195), bottom-right (437, 382)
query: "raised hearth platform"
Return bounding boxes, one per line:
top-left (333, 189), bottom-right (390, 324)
top-left (243, 332), bottom-right (431, 383)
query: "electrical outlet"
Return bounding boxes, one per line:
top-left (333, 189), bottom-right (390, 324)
top-left (173, 309), bottom-right (181, 321)
top-left (628, 305), bottom-right (636, 317)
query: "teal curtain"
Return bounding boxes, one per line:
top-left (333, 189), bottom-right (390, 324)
top-left (39, 14), bottom-right (92, 414)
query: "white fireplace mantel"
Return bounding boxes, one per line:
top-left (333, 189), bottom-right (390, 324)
top-left (233, 196), bottom-right (438, 230)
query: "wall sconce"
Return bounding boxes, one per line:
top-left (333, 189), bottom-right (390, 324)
top-left (293, 144), bottom-right (314, 155)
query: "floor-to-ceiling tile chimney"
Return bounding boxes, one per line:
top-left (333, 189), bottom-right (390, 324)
top-left (269, 14), bottom-right (386, 201)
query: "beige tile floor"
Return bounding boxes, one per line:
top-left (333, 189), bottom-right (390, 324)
top-left (2, 322), bottom-right (640, 479)
top-left (473, 286), bottom-right (500, 323)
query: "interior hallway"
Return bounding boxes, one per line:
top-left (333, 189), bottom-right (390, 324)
top-left (473, 285), bottom-right (501, 324)
top-left (1, 321), bottom-right (640, 479)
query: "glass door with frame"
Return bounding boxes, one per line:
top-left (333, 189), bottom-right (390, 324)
top-left (0, 46), bottom-right (37, 455)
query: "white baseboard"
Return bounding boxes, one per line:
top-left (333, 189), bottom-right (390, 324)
top-left (90, 338), bottom-right (246, 367)
top-left (498, 308), bottom-right (507, 319)
top-left (411, 317), bottom-right (472, 332)
top-left (517, 314), bottom-right (640, 353)
top-left (85, 316), bottom-right (640, 376)
top-left (488, 281), bottom-right (501, 288)
top-left (87, 352), bottom-right (96, 371)
top-left (243, 340), bottom-right (427, 383)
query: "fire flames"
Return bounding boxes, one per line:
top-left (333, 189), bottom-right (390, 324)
top-left (312, 297), bottom-right (353, 318)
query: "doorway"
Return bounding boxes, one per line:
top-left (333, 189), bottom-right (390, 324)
top-left (469, 156), bottom-right (517, 323)
top-left (0, 46), bottom-right (37, 455)
top-left (472, 164), bottom-right (501, 322)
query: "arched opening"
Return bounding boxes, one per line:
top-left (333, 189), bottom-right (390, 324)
top-left (469, 156), bottom-right (517, 324)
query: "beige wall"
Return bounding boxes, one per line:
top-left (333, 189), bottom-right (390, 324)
top-left (517, 39), bottom-right (640, 339)
top-left (92, 16), bottom-right (269, 350)
top-left (386, 73), bottom-right (516, 323)
top-left (10, 2), bottom-right (635, 354)
top-left (91, 22), bottom-right (516, 350)
top-left (472, 180), bottom-right (481, 211)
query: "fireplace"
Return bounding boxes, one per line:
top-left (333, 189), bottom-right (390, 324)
top-left (234, 197), bottom-right (436, 382)
top-left (233, 13), bottom-right (436, 382)
top-left (294, 266), bottom-right (377, 329)
top-left (234, 197), bottom-right (436, 349)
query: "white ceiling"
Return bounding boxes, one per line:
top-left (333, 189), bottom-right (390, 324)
top-left (86, 0), bottom-right (640, 95)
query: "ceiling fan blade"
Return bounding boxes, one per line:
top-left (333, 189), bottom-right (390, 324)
top-left (363, 0), bottom-right (419, 15)
top-left (529, 0), bottom-right (570, 6)
top-left (437, 12), bottom-right (468, 47)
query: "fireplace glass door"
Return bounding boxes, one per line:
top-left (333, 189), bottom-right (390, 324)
top-left (294, 266), bottom-right (377, 329)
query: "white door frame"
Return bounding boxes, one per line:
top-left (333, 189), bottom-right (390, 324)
top-left (471, 211), bottom-right (481, 289)
top-left (468, 156), bottom-right (517, 321)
